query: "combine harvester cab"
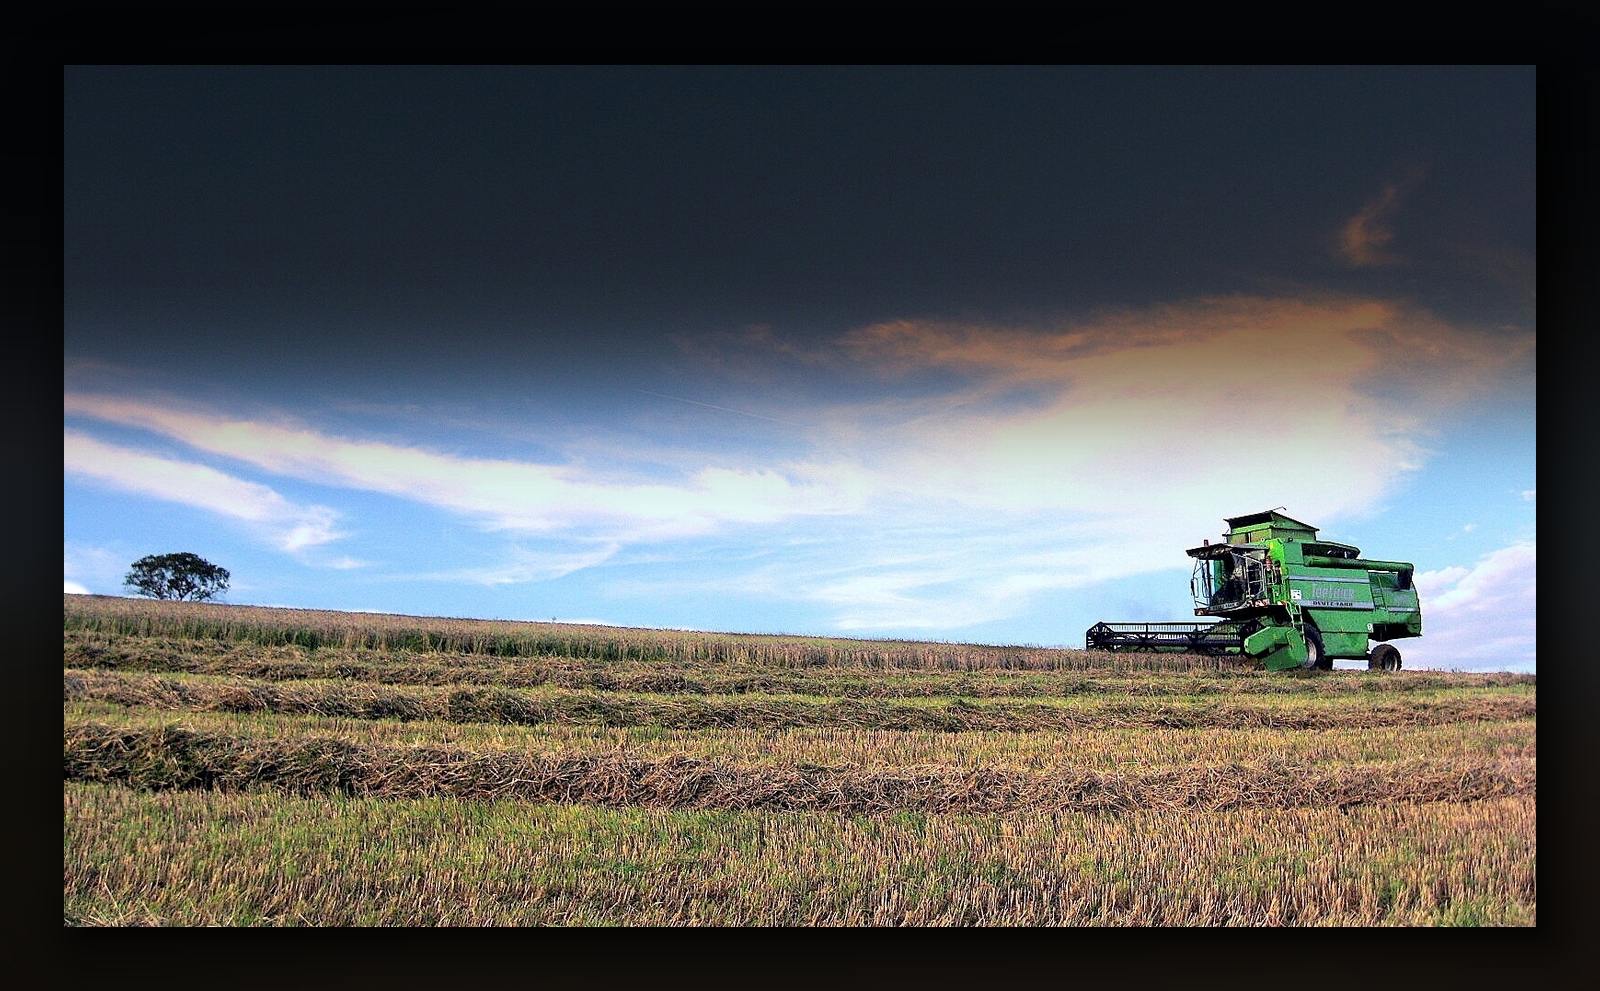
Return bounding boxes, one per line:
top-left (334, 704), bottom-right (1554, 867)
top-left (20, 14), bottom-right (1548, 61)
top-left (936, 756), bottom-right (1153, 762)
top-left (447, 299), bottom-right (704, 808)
top-left (1087, 509), bottom-right (1422, 671)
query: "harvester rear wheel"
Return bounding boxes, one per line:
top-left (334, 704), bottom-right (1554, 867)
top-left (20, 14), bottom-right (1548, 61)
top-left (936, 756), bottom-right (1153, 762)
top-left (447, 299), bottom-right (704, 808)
top-left (1300, 626), bottom-right (1329, 670)
top-left (1369, 644), bottom-right (1402, 671)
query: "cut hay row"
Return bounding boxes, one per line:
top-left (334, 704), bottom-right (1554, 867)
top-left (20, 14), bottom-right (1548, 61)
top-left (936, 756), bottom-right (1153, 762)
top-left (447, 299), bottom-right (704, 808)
top-left (70, 701), bottom-right (1539, 770)
top-left (66, 669), bottom-right (1538, 732)
top-left (64, 722), bottom-right (1535, 813)
top-left (64, 595), bottom-right (1215, 671)
top-left (64, 631), bottom-right (1535, 698)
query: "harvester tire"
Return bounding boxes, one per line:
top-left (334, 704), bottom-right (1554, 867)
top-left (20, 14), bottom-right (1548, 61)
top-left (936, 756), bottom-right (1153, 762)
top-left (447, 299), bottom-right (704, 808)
top-left (1369, 644), bottom-right (1402, 671)
top-left (1300, 626), bottom-right (1329, 670)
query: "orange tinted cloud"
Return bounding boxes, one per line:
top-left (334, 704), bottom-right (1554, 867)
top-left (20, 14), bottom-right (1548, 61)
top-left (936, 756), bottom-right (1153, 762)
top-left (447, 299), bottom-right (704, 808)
top-left (1338, 186), bottom-right (1403, 266)
top-left (1335, 168), bottom-right (1426, 268)
top-left (788, 295), bottom-right (1531, 580)
top-left (64, 293), bottom-right (1532, 630)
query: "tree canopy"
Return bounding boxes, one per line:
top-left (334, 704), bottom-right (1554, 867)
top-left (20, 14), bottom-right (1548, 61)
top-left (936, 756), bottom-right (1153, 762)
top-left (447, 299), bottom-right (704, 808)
top-left (123, 553), bottom-right (231, 602)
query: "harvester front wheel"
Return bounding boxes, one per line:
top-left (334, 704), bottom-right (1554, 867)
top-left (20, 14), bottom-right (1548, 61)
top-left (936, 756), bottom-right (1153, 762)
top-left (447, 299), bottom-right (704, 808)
top-left (1300, 626), bottom-right (1329, 670)
top-left (1369, 644), bottom-right (1402, 671)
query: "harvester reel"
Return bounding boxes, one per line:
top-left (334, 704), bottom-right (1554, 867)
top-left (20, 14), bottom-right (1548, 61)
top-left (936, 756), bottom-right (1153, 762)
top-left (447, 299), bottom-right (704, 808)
top-left (1368, 643), bottom-right (1402, 671)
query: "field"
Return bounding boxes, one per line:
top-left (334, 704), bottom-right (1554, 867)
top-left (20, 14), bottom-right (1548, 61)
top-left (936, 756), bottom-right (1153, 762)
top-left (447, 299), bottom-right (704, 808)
top-left (63, 595), bottom-right (1536, 926)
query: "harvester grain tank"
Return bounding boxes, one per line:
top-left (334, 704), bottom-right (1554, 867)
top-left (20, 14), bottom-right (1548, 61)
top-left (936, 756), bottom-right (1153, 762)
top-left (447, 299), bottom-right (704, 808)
top-left (1085, 509), bottom-right (1422, 670)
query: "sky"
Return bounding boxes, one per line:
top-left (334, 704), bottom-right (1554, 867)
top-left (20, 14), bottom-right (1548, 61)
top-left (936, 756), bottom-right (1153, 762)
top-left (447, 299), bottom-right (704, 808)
top-left (63, 66), bottom-right (1536, 672)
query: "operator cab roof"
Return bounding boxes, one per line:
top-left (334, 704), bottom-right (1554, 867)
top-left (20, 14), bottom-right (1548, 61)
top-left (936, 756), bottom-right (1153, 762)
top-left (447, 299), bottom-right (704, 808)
top-left (1222, 509), bottom-right (1319, 545)
top-left (1188, 509), bottom-right (1324, 558)
top-left (1225, 509), bottom-right (1318, 534)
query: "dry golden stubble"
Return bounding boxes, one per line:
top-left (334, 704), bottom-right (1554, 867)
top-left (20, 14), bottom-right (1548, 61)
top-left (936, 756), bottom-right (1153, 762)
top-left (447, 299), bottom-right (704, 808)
top-left (64, 782), bottom-right (1534, 926)
top-left (63, 721), bottom-right (1535, 813)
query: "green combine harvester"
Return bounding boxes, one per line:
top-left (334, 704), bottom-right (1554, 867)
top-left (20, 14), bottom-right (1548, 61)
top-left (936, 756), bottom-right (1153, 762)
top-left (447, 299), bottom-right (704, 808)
top-left (1085, 509), bottom-right (1421, 670)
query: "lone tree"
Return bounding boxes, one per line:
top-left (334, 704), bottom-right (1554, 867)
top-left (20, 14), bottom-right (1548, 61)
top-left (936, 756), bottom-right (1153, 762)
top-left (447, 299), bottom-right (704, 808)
top-left (124, 552), bottom-right (231, 602)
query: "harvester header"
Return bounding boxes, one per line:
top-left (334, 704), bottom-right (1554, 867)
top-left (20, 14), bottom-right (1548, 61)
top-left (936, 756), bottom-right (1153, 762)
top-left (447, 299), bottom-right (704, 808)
top-left (1086, 509), bottom-right (1421, 670)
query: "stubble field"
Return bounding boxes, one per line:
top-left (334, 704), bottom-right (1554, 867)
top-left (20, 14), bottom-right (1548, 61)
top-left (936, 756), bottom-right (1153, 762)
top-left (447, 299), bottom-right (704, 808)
top-left (63, 595), bottom-right (1535, 926)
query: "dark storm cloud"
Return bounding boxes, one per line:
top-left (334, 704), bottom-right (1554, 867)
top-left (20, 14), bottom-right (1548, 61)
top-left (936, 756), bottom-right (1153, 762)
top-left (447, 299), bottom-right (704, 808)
top-left (61, 64), bottom-right (1539, 666)
top-left (66, 65), bottom-right (1534, 352)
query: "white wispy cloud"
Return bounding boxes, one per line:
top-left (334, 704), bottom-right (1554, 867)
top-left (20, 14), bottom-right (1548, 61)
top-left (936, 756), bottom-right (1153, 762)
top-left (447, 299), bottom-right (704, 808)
top-left (774, 295), bottom-right (1533, 603)
top-left (65, 293), bottom-right (1533, 639)
top-left (64, 581), bottom-right (91, 595)
top-left (63, 430), bottom-right (345, 552)
top-left (787, 515), bottom-right (1187, 631)
top-left (415, 543), bottom-right (625, 586)
top-left (664, 296), bottom-right (1528, 632)
top-left (64, 543), bottom-right (129, 594)
top-left (64, 394), bottom-right (864, 541)
top-left (1404, 543), bottom-right (1536, 672)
